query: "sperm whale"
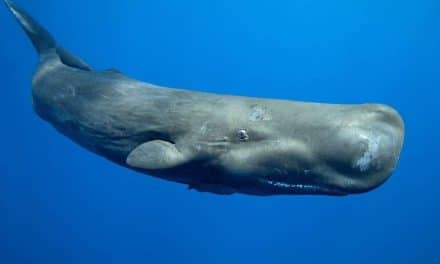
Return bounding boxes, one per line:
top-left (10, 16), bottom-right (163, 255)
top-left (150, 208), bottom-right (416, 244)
top-left (4, 0), bottom-right (404, 195)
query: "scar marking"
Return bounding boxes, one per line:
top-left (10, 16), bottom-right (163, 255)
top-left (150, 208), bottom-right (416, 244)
top-left (355, 135), bottom-right (380, 172)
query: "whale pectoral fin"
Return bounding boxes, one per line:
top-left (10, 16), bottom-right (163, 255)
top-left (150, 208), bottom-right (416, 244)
top-left (126, 140), bottom-right (188, 170)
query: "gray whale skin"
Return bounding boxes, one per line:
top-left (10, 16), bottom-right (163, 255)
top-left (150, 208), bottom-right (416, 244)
top-left (5, 0), bottom-right (404, 196)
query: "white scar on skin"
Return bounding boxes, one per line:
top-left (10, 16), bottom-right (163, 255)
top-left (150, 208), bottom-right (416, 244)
top-left (355, 134), bottom-right (381, 172)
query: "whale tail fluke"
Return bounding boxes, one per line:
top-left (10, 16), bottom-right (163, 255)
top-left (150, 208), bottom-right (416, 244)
top-left (4, 0), bottom-right (93, 70)
top-left (4, 0), bottom-right (56, 55)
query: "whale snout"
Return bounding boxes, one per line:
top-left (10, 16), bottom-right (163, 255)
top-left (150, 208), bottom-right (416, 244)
top-left (331, 104), bottom-right (405, 193)
top-left (364, 104), bottom-right (404, 133)
top-left (357, 104), bottom-right (404, 172)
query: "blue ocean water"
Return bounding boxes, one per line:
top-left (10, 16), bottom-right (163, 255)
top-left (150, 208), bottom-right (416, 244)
top-left (0, 0), bottom-right (438, 263)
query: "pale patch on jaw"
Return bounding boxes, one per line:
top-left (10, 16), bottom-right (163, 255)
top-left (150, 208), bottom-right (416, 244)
top-left (355, 134), bottom-right (381, 172)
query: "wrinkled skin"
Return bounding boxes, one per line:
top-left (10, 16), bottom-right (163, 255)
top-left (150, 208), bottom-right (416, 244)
top-left (6, 0), bottom-right (405, 196)
top-left (33, 57), bottom-right (404, 195)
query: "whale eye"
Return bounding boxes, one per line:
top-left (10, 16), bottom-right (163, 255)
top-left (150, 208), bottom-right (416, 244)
top-left (237, 129), bottom-right (249, 141)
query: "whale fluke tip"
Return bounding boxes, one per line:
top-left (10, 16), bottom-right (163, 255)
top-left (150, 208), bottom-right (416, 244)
top-left (4, 0), bottom-right (56, 55)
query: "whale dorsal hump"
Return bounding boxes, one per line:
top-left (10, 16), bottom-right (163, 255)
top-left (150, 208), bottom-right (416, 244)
top-left (56, 46), bottom-right (93, 71)
top-left (126, 140), bottom-right (188, 170)
top-left (104, 68), bottom-right (122, 74)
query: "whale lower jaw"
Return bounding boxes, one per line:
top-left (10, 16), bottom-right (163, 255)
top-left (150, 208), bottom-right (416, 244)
top-left (259, 180), bottom-right (348, 196)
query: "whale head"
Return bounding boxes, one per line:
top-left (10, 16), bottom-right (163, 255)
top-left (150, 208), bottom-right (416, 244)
top-left (191, 100), bottom-right (405, 195)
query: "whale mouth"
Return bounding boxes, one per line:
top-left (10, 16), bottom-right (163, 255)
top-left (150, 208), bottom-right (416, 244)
top-left (261, 180), bottom-right (348, 196)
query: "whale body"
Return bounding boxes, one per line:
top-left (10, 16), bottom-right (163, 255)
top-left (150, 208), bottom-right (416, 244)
top-left (4, 0), bottom-right (404, 196)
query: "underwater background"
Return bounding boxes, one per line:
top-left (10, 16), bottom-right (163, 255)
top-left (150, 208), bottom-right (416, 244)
top-left (0, 0), bottom-right (438, 263)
